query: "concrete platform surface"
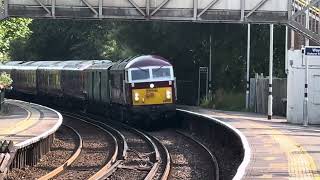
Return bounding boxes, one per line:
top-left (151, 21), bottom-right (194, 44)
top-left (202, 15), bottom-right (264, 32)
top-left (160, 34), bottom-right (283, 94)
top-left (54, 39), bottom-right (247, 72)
top-left (179, 106), bottom-right (320, 180)
top-left (0, 99), bottom-right (62, 149)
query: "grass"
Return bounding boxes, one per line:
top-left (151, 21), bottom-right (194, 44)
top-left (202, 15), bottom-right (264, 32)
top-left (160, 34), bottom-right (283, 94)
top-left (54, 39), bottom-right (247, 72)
top-left (200, 89), bottom-right (246, 111)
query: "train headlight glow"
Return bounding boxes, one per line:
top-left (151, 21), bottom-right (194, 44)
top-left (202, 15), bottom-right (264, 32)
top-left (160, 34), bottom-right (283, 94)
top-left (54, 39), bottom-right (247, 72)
top-left (166, 90), bottom-right (172, 99)
top-left (134, 93), bottom-right (140, 101)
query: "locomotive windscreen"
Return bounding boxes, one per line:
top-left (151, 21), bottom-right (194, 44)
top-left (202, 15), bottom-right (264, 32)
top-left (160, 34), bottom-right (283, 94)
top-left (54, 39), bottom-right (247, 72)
top-left (131, 69), bottom-right (150, 81)
top-left (152, 67), bottom-right (171, 79)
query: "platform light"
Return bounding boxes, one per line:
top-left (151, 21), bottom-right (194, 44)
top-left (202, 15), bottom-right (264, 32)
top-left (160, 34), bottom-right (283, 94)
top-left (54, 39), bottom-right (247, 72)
top-left (166, 90), bottom-right (172, 99)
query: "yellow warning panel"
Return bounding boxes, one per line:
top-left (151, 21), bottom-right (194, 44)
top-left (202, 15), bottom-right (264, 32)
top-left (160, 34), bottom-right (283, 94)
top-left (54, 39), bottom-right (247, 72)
top-left (132, 87), bottom-right (173, 106)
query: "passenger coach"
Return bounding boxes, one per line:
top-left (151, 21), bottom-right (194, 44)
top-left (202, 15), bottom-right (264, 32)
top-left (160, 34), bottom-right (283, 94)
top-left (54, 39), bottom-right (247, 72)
top-left (0, 55), bottom-right (176, 127)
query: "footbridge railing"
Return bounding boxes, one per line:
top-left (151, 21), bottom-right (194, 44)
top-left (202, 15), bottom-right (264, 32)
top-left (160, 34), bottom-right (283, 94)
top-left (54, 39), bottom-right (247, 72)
top-left (289, 0), bottom-right (320, 44)
top-left (0, 0), bottom-right (320, 44)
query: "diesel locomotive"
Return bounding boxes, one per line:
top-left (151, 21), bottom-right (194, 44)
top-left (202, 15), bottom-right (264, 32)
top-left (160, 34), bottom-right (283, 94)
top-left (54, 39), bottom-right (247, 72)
top-left (0, 55), bottom-right (176, 126)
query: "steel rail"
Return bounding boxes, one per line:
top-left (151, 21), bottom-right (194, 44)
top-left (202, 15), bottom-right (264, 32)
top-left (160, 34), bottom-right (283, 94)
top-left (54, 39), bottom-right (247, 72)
top-left (68, 111), bottom-right (162, 180)
top-left (92, 119), bottom-right (161, 180)
top-left (176, 130), bottom-right (219, 180)
top-left (146, 134), bottom-right (171, 180)
top-left (60, 111), bottom-right (131, 180)
top-left (61, 113), bottom-right (119, 180)
top-left (38, 125), bottom-right (83, 180)
top-left (61, 111), bottom-right (128, 160)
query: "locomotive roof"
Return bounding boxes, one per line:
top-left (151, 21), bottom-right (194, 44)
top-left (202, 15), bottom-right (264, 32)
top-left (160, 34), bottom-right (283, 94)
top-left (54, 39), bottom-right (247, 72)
top-left (110, 55), bottom-right (171, 71)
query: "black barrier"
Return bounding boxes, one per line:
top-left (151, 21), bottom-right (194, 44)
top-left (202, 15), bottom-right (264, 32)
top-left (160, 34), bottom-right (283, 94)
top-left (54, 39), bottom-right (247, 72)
top-left (0, 140), bottom-right (14, 153)
top-left (176, 110), bottom-right (245, 180)
top-left (0, 90), bottom-right (4, 113)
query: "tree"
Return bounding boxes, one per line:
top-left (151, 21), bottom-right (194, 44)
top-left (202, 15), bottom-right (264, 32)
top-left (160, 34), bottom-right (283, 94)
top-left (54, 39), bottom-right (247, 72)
top-left (9, 19), bottom-right (122, 61)
top-left (0, 18), bottom-right (32, 62)
top-left (0, 72), bottom-right (13, 89)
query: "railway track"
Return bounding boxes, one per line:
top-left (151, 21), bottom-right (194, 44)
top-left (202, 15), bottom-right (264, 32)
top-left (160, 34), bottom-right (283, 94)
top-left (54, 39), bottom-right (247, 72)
top-left (38, 125), bottom-right (83, 180)
top-left (63, 112), bottom-right (171, 180)
top-left (7, 125), bottom-right (80, 179)
top-left (54, 114), bottom-right (118, 179)
top-left (8, 109), bottom-right (220, 180)
top-left (150, 130), bottom-right (219, 180)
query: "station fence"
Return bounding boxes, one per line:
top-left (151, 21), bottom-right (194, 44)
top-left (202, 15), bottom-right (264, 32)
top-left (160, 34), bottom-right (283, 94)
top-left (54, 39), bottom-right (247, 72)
top-left (249, 75), bottom-right (287, 116)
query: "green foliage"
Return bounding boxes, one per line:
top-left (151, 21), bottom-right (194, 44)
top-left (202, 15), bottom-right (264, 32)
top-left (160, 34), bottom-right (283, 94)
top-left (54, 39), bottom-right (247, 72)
top-left (6, 19), bottom-right (286, 108)
top-left (112, 22), bottom-right (285, 92)
top-left (9, 19), bottom-right (124, 61)
top-left (0, 18), bottom-right (32, 62)
top-left (200, 89), bottom-right (245, 111)
top-left (0, 72), bottom-right (13, 89)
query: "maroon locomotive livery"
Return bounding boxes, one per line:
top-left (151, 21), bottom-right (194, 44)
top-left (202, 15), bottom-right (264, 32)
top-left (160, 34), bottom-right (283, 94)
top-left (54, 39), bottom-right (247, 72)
top-left (109, 55), bottom-right (176, 126)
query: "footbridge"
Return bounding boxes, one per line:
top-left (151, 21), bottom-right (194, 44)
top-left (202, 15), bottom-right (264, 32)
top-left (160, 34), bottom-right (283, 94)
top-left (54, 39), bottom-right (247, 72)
top-left (0, 0), bottom-right (320, 43)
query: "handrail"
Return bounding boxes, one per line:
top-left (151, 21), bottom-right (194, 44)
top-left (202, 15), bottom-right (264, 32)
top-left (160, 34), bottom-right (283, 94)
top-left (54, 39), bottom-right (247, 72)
top-left (294, 0), bottom-right (320, 15)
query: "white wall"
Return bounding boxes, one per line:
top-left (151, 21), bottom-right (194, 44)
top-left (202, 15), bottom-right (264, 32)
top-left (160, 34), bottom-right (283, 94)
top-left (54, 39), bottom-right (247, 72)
top-left (287, 50), bottom-right (320, 124)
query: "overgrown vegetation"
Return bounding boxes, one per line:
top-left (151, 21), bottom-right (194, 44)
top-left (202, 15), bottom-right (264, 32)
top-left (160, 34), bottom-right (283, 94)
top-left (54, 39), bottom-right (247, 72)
top-left (0, 72), bottom-right (13, 89)
top-left (0, 18), bottom-right (32, 62)
top-left (200, 89), bottom-right (246, 111)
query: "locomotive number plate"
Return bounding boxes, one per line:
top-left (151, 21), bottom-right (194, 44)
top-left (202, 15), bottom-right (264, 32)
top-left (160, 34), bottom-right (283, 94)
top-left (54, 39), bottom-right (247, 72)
top-left (146, 88), bottom-right (158, 98)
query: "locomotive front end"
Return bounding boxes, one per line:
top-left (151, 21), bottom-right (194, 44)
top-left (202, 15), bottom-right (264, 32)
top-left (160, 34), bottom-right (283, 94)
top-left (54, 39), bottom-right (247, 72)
top-left (126, 56), bottom-right (176, 124)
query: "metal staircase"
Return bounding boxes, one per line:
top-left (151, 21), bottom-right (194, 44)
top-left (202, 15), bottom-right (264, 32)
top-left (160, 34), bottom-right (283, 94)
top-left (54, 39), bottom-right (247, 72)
top-left (288, 0), bottom-right (320, 44)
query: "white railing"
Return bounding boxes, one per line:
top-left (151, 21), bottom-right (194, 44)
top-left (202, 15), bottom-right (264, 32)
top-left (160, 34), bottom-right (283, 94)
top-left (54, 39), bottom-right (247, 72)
top-left (289, 0), bottom-right (320, 44)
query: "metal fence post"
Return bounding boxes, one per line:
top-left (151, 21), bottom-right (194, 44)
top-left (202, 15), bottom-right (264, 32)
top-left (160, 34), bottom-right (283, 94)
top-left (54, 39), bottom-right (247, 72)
top-left (268, 24), bottom-right (274, 120)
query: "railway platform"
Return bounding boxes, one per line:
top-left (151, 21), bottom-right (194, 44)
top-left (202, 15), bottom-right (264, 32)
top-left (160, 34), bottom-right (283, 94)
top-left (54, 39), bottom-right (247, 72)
top-left (0, 99), bottom-right (62, 148)
top-left (0, 99), bottom-right (62, 179)
top-left (179, 106), bottom-right (320, 180)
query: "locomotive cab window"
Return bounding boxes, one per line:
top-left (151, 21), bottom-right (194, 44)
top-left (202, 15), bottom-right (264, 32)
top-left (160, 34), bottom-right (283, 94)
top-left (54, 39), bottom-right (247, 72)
top-left (152, 67), bottom-right (171, 79)
top-left (131, 69), bottom-right (150, 81)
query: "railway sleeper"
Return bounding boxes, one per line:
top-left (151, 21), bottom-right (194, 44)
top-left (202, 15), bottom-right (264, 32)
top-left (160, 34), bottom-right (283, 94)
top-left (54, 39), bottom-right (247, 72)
top-left (117, 165), bottom-right (152, 171)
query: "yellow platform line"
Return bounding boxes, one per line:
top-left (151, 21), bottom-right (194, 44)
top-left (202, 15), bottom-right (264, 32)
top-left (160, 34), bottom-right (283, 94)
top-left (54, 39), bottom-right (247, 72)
top-left (251, 121), bottom-right (320, 180)
top-left (0, 102), bottom-right (40, 142)
top-left (271, 131), bottom-right (320, 180)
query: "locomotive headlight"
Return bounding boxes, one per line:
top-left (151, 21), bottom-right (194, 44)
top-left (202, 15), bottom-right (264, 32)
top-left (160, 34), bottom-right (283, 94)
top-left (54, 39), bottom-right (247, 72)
top-left (166, 90), bottom-right (172, 99)
top-left (134, 93), bottom-right (140, 101)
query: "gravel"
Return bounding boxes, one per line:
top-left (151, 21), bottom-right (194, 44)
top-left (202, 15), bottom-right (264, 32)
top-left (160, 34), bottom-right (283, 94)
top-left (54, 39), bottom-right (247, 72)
top-left (107, 127), bottom-right (154, 180)
top-left (55, 117), bottom-right (115, 180)
top-left (7, 125), bottom-right (78, 180)
top-left (150, 130), bottom-right (214, 180)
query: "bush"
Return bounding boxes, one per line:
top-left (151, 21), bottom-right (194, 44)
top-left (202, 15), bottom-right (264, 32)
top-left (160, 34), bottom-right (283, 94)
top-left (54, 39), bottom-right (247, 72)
top-left (200, 88), bottom-right (245, 111)
top-left (0, 72), bottom-right (13, 89)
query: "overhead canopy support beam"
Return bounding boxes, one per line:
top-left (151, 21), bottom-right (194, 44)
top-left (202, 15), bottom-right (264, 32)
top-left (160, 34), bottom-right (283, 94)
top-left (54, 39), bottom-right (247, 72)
top-left (150, 0), bottom-right (170, 16)
top-left (51, 0), bottom-right (55, 17)
top-left (245, 0), bottom-right (269, 19)
top-left (240, 0), bottom-right (245, 21)
top-left (98, 0), bottom-right (103, 17)
top-left (194, 0), bottom-right (198, 20)
top-left (81, 0), bottom-right (98, 16)
top-left (128, 0), bottom-right (146, 16)
top-left (146, 0), bottom-right (150, 16)
top-left (291, 0), bottom-right (320, 20)
top-left (197, 0), bottom-right (220, 18)
top-left (34, 0), bottom-right (51, 15)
